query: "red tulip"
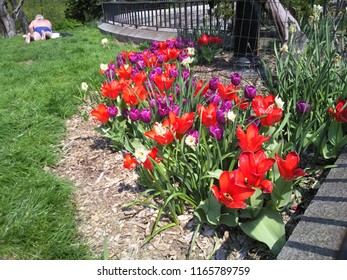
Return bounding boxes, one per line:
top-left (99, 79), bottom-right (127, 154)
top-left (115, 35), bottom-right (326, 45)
top-left (194, 79), bottom-right (209, 96)
top-left (197, 103), bottom-right (218, 127)
top-left (123, 154), bottom-right (138, 169)
top-left (328, 97), bottom-right (347, 123)
top-left (165, 48), bottom-right (181, 61)
top-left (143, 147), bottom-right (163, 170)
top-left (91, 104), bottom-right (110, 124)
top-left (217, 83), bottom-right (239, 102)
top-left (211, 170), bottom-right (255, 209)
top-left (153, 73), bottom-right (175, 91)
top-left (115, 64), bottom-right (132, 80)
top-left (236, 124), bottom-right (271, 152)
top-left (197, 34), bottom-right (210, 46)
top-left (132, 71), bottom-right (147, 87)
top-left (122, 85), bottom-right (148, 106)
top-left (169, 111), bottom-right (195, 135)
top-left (252, 95), bottom-right (283, 126)
top-left (101, 80), bottom-right (124, 99)
top-left (145, 119), bottom-right (175, 145)
top-left (238, 151), bottom-right (275, 193)
top-left (275, 151), bottom-right (307, 181)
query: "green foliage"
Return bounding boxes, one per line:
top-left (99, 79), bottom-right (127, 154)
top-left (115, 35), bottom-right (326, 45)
top-left (281, 0), bottom-right (327, 19)
top-left (214, 0), bottom-right (234, 19)
top-left (23, 0), bottom-right (69, 31)
top-left (265, 8), bottom-right (347, 159)
top-left (65, 0), bottom-right (102, 23)
top-left (0, 26), bottom-right (125, 259)
top-left (239, 208), bottom-right (286, 256)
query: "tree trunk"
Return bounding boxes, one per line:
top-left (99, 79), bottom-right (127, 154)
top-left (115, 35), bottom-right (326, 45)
top-left (264, 0), bottom-right (301, 44)
top-left (10, 0), bottom-right (28, 33)
top-left (0, 0), bottom-right (16, 37)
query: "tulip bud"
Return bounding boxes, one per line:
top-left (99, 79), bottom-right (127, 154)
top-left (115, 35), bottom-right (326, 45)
top-left (129, 108), bottom-right (140, 121)
top-left (296, 100), bottom-right (311, 114)
top-left (230, 73), bottom-right (241, 86)
top-left (107, 105), bottom-right (118, 117)
top-left (139, 108), bottom-right (152, 123)
top-left (244, 85), bottom-right (257, 100)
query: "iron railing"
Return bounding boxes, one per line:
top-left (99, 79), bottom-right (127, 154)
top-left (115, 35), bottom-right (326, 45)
top-left (102, 0), bottom-right (238, 34)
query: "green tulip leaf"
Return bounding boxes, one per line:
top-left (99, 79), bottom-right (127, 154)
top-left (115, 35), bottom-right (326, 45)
top-left (204, 169), bottom-right (223, 180)
top-left (194, 195), bottom-right (221, 225)
top-left (239, 188), bottom-right (264, 219)
top-left (239, 208), bottom-right (286, 256)
top-left (219, 208), bottom-right (238, 227)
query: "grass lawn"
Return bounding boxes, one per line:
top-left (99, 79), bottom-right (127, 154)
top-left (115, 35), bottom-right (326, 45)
top-left (0, 25), bottom-right (134, 259)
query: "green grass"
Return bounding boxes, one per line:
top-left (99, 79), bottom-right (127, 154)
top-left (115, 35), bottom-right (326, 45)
top-left (0, 26), bottom-right (135, 259)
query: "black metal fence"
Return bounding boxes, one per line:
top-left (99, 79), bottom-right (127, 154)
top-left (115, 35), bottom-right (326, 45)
top-left (102, 0), bottom-right (278, 55)
top-left (101, 0), bottom-right (346, 57)
top-left (102, 0), bottom-right (232, 32)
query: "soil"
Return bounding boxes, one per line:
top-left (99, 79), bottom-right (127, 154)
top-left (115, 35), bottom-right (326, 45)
top-left (51, 52), bottom-right (328, 260)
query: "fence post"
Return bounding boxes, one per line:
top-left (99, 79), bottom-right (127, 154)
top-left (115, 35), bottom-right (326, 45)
top-left (233, 0), bottom-right (261, 65)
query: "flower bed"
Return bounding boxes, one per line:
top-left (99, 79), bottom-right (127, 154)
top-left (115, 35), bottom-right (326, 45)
top-left (82, 8), bottom-right (347, 258)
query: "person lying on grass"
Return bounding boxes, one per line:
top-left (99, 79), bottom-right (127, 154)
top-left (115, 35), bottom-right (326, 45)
top-left (25, 14), bottom-right (52, 44)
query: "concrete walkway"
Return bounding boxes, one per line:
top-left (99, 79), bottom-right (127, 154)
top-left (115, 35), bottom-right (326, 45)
top-left (98, 22), bottom-right (177, 44)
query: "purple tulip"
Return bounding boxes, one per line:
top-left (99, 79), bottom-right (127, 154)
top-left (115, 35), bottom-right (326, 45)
top-left (246, 116), bottom-right (261, 127)
top-left (174, 38), bottom-right (185, 49)
top-left (175, 84), bottom-right (181, 95)
top-left (153, 67), bottom-right (162, 75)
top-left (209, 77), bottom-right (220, 91)
top-left (230, 72), bottom-right (241, 86)
top-left (129, 54), bottom-right (138, 64)
top-left (166, 40), bottom-right (175, 48)
top-left (107, 105), bottom-right (118, 118)
top-left (170, 68), bottom-right (179, 78)
top-left (244, 85), bottom-right (257, 100)
top-left (116, 54), bottom-right (124, 67)
top-left (204, 90), bottom-right (215, 103)
top-left (187, 41), bottom-right (195, 47)
top-left (216, 109), bottom-right (226, 124)
top-left (211, 94), bottom-right (221, 106)
top-left (105, 68), bottom-right (115, 79)
top-left (131, 68), bottom-right (140, 76)
top-left (129, 108), bottom-right (140, 121)
top-left (156, 54), bottom-right (165, 64)
top-left (136, 60), bottom-right (145, 70)
top-left (139, 108), bottom-right (152, 123)
top-left (150, 41), bottom-right (159, 52)
top-left (296, 100), bottom-right (311, 114)
top-left (171, 104), bottom-right (180, 116)
top-left (158, 103), bottom-right (170, 117)
top-left (121, 108), bottom-right (129, 118)
top-left (149, 98), bottom-right (157, 108)
top-left (221, 100), bottom-right (233, 112)
top-left (179, 53), bottom-right (188, 62)
top-left (209, 125), bottom-right (224, 141)
top-left (188, 129), bottom-right (199, 140)
top-left (181, 69), bottom-right (190, 80)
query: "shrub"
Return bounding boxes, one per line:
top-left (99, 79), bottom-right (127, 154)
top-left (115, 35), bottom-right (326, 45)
top-left (65, 0), bottom-right (102, 23)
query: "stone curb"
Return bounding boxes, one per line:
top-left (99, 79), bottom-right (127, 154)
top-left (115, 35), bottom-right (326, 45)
top-left (278, 147), bottom-right (347, 260)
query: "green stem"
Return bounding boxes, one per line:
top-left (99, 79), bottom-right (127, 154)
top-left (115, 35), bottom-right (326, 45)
top-left (188, 223), bottom-right (201, 259)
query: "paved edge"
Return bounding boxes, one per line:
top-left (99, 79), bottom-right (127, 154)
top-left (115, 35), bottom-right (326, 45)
top-left (98, 22), bottom-right (177, 44)
top-left (277, 147), bottom-right (347, 260)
